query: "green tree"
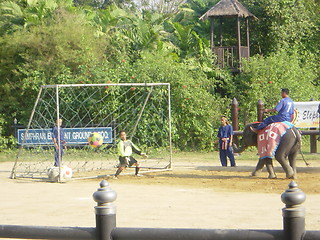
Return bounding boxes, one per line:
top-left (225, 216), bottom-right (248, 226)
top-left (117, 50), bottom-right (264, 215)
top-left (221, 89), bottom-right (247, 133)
top-left (0, 0), bottom-right (74, 35)
top-left (121, 11), bottom-right (165, 54)
top-left (242, 0), bottom-right (319, 56)
top-left (231, 50), bottom-right (319, 126)
top-left (0, 8), bottom-right (108, 126)
top-left (166, 21), bottom-right (210, 61)
top-left (127, 51), bottom-right (228, 150)
top-left (134, 0), bottom-right (184, 14)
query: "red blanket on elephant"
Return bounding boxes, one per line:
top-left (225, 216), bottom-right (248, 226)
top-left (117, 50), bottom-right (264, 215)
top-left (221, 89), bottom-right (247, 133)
top-left (257, 122), bottom-right (294, 159)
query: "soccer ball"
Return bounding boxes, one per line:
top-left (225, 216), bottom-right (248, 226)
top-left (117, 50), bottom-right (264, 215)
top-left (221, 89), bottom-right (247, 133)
top-left (47, 167), bottom-right (59, 181)
top-left (47, 166), bottom-right (72, 181)
top-left (61, 165), bottom-right (73, 179)
top-left (88, 132), bottom-right (103, 148)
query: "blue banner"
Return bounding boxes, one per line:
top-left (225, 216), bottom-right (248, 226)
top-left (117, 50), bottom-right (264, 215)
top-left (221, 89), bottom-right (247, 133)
top-left (18, 127), bottom-right (113, 145)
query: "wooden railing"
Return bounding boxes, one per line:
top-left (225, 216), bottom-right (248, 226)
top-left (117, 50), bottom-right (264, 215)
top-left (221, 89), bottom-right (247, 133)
top-left (212, 46), bottom-right (249, 71)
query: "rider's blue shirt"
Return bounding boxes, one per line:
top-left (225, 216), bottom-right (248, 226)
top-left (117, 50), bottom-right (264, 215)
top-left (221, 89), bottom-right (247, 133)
top-left (274, 97), bottom-right (294, 122)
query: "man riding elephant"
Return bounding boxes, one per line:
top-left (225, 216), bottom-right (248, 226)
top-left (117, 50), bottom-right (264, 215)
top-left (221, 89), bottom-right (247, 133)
top-left (234, 88), bottom-right (301, 179)
top-left (251, 88), bottom-right (294, 132)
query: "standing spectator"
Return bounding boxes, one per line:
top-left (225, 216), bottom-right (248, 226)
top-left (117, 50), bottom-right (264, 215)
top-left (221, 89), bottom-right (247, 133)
top-left (52, 118), bottom-right (66, 167)
top-left (217, 116), bottom-right (236, 167)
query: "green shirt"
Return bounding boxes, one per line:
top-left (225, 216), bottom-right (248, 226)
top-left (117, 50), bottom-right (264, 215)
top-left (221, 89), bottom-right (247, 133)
top-left (117, 139), bottom-right (141, 157)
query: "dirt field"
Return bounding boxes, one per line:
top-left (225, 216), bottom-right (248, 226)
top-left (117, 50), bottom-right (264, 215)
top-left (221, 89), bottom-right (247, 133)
top-left (1, 154), bottom-right (320, 232)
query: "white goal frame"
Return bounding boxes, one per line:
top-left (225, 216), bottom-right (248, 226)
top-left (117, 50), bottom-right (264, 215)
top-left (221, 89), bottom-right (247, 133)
top-left (11, 83), bottom-right (172, 181)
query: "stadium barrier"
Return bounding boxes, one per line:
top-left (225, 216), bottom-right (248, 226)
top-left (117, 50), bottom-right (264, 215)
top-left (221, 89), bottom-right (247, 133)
top-left (0, 180), bottom-right (320, 240)
top-left (231, 98), bottom-right (319, 153)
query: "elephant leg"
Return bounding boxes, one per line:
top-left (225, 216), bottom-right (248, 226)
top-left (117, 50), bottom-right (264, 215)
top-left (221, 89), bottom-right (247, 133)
top-left (265, 158), bottom-right (277, 179)
top-left (275, 152), bottom-right (295, 179)
top-left (252, 158), bottom-right (265, 177)
top-left (288, 151), bottom-right (298, 179)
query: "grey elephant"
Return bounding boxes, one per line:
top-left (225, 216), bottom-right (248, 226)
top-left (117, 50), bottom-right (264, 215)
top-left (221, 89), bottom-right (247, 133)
top-left (233, 122), bottom-right (301, 179)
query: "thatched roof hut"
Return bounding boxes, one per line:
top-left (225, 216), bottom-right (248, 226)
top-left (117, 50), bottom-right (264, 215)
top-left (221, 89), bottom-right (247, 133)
top-left (200, 0), bottom-right (257, 20)
top-left (200, 0), bottom-right (257, 72)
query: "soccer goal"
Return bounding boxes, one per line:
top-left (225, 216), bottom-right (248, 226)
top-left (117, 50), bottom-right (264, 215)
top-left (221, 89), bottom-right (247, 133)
top-left (11, 83), bottom-right (172, 181)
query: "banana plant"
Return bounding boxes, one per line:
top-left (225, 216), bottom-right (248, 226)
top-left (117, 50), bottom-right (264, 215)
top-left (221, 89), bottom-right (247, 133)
top-left (0, 0), bottom-right (72, 35)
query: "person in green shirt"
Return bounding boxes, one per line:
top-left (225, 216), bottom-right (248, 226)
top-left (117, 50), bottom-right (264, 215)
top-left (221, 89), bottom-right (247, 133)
top-left (113, 130), bottom-right (147, 179)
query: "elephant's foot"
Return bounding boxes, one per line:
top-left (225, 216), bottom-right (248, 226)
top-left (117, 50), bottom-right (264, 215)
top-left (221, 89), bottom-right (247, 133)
top-left (286, 169), bottom-right (296, 179)
top-left (268, 174), bottom-right (277, 179)
top-left (287, 173), bottom-right (297, 179)
top-left (251, 171), bottom-right (260, 177)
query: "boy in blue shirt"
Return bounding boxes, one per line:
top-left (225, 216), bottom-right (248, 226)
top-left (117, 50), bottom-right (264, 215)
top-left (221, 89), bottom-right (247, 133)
top-left (217, 116), bottom-right (236, 167)
top-left (251, 88), bottom-right (294, 132)
top-left (52, 119), bottom-right (67, 167)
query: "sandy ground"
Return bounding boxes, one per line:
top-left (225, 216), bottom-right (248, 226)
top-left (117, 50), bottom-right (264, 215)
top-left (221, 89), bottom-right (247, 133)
top-left (1, 157), bottom-right (320, 234)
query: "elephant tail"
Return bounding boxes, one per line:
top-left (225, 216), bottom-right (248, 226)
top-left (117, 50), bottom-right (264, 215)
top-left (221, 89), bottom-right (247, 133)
top-left (291, 127), bottom-right (302, 149)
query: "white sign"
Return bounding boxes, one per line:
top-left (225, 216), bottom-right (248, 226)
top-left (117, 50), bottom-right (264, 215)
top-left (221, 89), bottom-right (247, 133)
top-left (292, 102), bottom-right (320, 128)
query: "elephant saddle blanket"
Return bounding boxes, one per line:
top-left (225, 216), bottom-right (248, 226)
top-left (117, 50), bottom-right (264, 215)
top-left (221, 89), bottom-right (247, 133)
top-left (257, 121), bottom-right (294, 159)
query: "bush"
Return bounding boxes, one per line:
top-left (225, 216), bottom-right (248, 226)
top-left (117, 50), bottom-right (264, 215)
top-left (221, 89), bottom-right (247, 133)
top-left (0, 114), bottom-right (17, 151)
top-left (126, 51), bottom-right (230, 150)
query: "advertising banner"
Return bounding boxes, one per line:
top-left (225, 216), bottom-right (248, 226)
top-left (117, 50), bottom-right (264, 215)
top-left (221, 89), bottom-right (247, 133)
top-left (18, 127), bottom-right (113, 145)
top-left (292, 102), bottom-right (320, 128)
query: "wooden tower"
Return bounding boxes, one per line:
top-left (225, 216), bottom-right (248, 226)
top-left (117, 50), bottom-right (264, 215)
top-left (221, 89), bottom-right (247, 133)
top-left (200, 0), bottom-right (257, 72)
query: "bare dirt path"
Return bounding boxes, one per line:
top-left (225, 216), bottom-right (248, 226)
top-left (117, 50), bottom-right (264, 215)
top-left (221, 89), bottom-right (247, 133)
top-left (1, 158), bottom-right (320, 232)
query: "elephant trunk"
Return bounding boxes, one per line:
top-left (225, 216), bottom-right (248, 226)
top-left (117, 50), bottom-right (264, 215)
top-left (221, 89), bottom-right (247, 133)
top-left (233, 143), bottom-right (247, 153)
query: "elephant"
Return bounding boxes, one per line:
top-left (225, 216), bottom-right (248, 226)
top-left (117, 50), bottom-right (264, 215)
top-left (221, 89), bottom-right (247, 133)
top-left (233, 122), bottom-right (301, 179)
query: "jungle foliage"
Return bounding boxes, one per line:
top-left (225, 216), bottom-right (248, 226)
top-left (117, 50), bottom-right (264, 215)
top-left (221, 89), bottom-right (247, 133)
top-left (0, 0), bottom-right (319, 151)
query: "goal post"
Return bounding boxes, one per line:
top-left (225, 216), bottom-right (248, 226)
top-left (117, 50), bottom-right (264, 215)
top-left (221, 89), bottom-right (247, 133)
top-left (11, 83), bottom-right (172, 180)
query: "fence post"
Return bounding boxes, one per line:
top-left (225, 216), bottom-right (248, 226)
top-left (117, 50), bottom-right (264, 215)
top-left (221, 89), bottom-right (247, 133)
top-left (231, 98), bottom-right (239, 131)
top-left (257, 99), bottom-right (264, 122)
top-left (93, 180), bottom-right (117, 240)
top-left (231, 98), bottom-right (239, 146)
top-left (309, 98), bottom-right (317, 153)
top-left (281, 181), bottom-right (306, 240)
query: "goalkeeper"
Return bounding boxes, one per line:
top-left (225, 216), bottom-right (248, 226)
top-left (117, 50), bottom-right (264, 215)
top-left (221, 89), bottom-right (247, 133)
top-left (113, 130), bottom-right (147, 179)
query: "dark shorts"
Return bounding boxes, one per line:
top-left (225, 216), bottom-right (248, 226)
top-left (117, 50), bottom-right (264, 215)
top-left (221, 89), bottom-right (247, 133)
top-left (119, 156), bottom-right (137, 167)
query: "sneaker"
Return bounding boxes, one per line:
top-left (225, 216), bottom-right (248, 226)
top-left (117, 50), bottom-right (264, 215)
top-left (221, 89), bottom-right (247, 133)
top-left (112, 175), bottom-right (118, 179)
top-left (135, 174), bottom-right (143, 177)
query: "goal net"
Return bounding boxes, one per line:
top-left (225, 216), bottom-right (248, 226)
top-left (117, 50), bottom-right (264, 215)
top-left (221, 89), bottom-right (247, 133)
top-left (11, 83), bottom-right (172, 181)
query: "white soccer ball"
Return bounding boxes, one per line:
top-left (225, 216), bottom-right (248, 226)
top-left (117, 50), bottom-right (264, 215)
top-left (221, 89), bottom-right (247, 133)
top-left (47, 166), bottom-right (72, 181)
top-left (47, 167), bottom-right (59, 181)
top-left (61, 165), bottom-right (73, 179)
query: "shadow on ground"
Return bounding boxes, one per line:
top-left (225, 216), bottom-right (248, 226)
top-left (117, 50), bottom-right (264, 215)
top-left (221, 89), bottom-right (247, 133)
top-left (196, 165), bottom-right (320, 173)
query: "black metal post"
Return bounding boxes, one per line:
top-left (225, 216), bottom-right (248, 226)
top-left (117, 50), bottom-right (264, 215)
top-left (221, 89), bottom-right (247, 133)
top-left (0, 225), bottom-right (95, 239)
top-left (93, 180), bottom-right (117, 240)
top-left (281, 181), bottom-right (306, 240)
top-left (112, 228), bottom-right (283, 240)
